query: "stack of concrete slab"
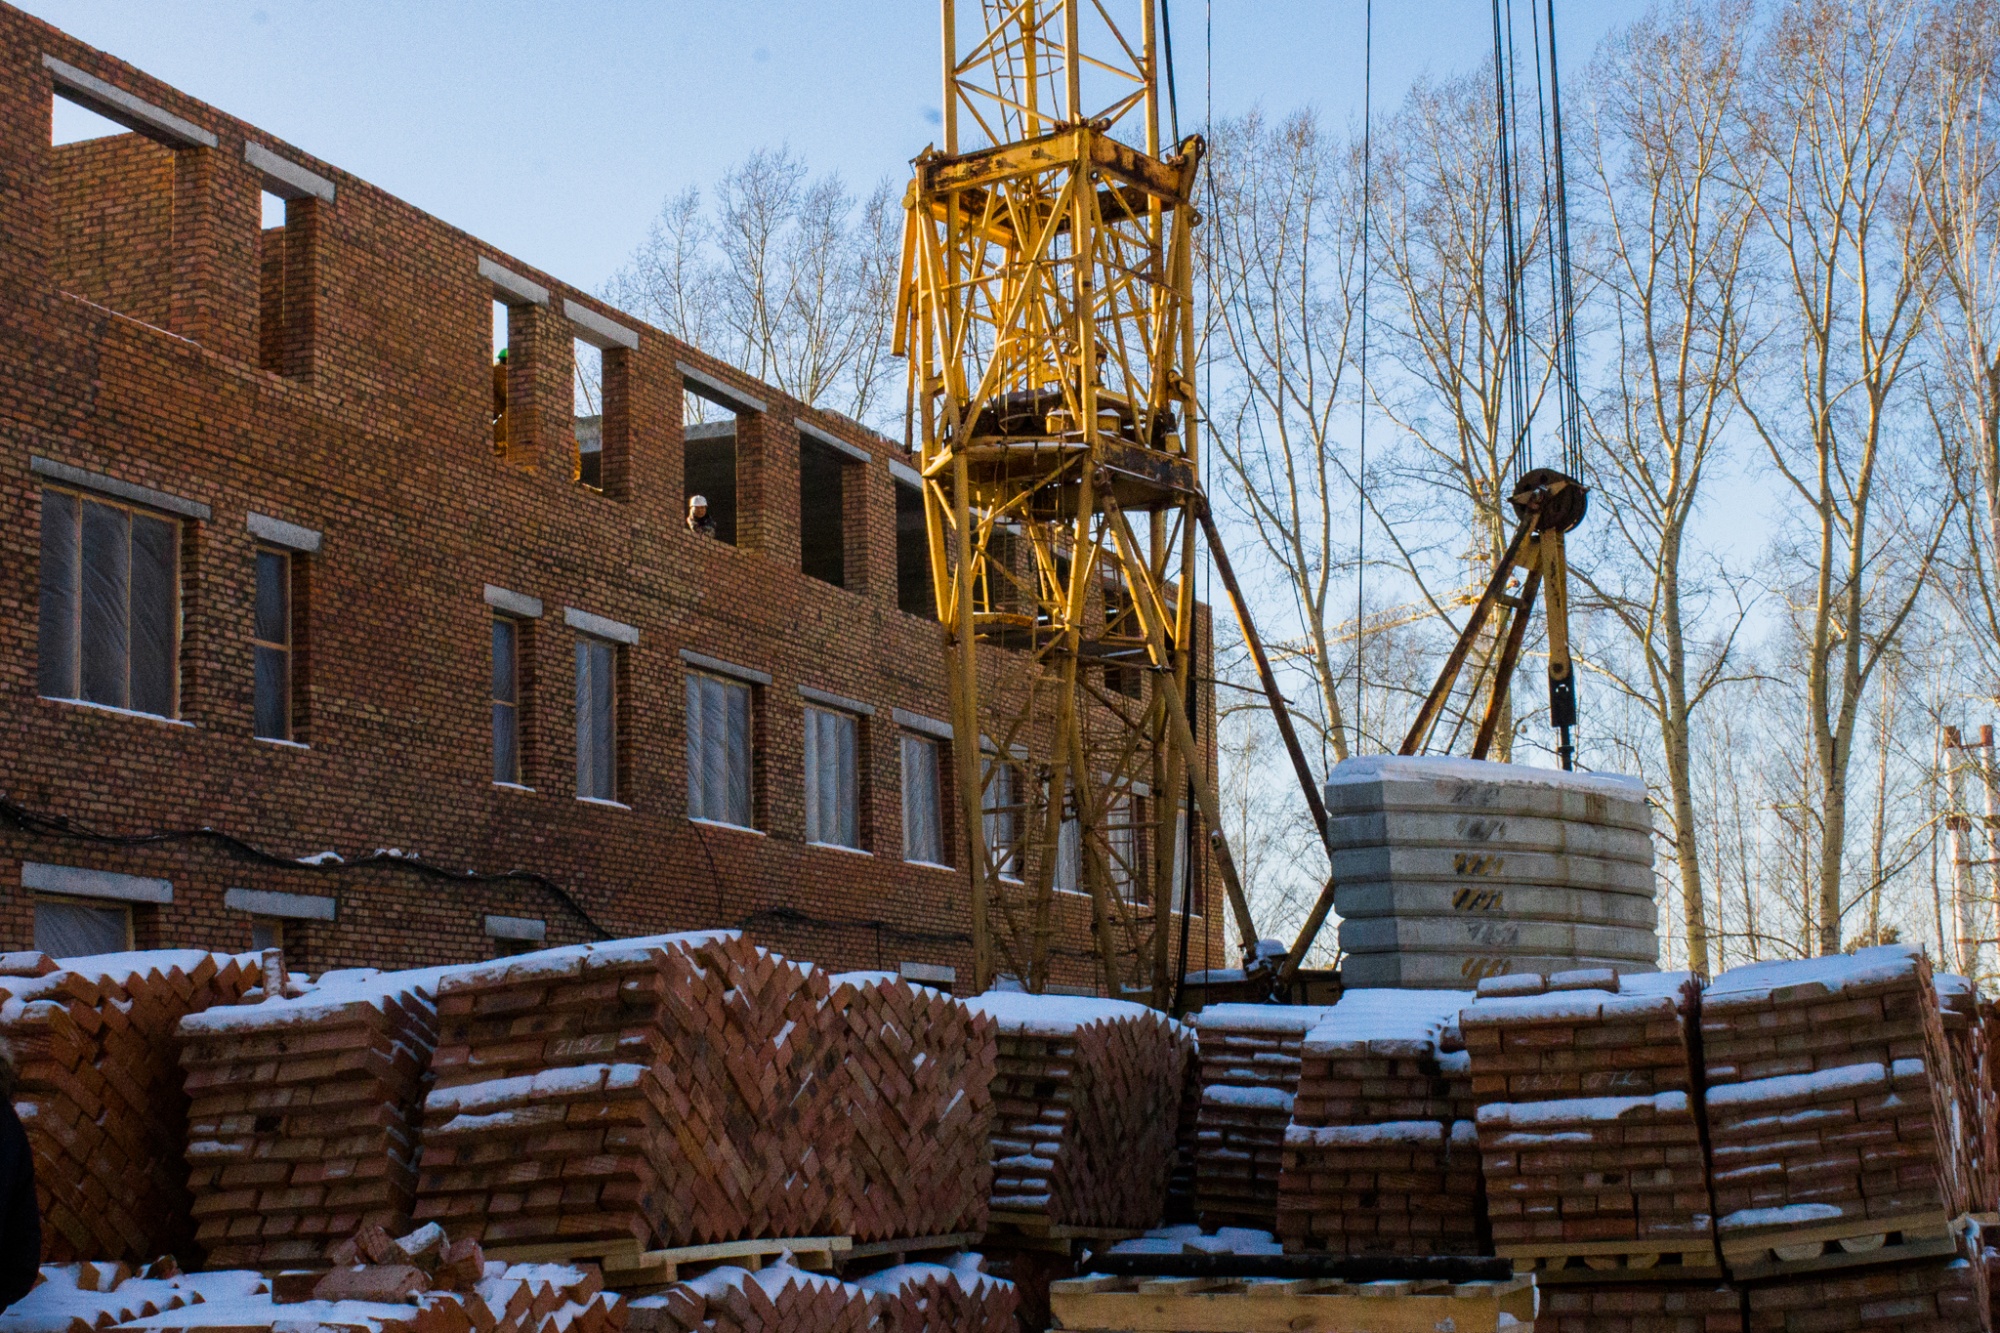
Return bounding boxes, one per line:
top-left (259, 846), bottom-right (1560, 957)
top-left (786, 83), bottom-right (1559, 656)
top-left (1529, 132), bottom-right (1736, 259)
top-left (1322, 756), bottom-right (1659, 988)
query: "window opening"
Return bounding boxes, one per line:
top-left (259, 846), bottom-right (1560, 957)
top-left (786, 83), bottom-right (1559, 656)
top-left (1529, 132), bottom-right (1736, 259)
top-left (1168, 805), bottom-right (1195, 915)
top-left (895, 480), bottom-right (930, 617)
top-left (901, 734), bottom-right (945, 865)
top-left (1055, 785), bottom-right (1081, 893)
top-left (1102, 582), bottom-right (1144, 698)
top-left (257, 192), bottom-right (288, 370)
top-left (39, 487), bottom-right (179, 717)
top-left (573, 338), bottom-right (603, 490)
top-left (982, 756), bottom-right (1020, 881)
top-left (491, 301), bottom-right (511, 452)
top-left (494, 936), bottom-right (537, 958)
top-left (804, 706), bottom-right (861, 848)
top-left (683, 382), bottom-right (741, 545)
top-left (1108, 790), bottom-right (1142, 904)
top-left (251, 917), bottom-right (285, 953)
top-left (34, 896), bottom-right (132, 957)
top-left (686, 671), bottom-right (753, 827)
top-left (799, 438), bottom-right (848, 588)
top-left (575, 636), bottom-right (617, 802)
top-left (492, 615), bottom-right (522, 784)
top-left (252, 547), bottom-right (292, 740)
top-left (47, 91), bottom-right (175, 329)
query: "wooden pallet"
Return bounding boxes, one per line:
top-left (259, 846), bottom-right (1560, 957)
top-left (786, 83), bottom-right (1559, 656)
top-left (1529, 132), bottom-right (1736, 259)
top-left (1048, 1273), bottom-right (1536, 1332)
top-left (483, 1234), bottom-right (853, 1290)
top-left (984, 1211), bottom-right (1144, 1255)
top-left (834, 1231), bottom-right (979, 1273)
top-left (1719, 1210), bottom-right (1959, 1280)
top-left (1497, 1236), bottom-right (1723, 1283)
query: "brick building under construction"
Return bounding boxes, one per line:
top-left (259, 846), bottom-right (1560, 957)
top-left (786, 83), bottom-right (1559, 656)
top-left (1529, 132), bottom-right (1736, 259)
top-left (0, 3), bottom-right (1222, 988)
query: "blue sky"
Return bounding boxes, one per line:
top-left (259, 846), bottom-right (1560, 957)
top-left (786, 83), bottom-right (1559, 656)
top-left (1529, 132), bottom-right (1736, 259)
top-left (22, 1), bottom-right (1651, 294)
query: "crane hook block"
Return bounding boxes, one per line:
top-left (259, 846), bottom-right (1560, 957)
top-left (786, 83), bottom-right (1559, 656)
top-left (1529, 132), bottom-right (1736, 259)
top-left (1507, 468), bottom-right (1589, 535)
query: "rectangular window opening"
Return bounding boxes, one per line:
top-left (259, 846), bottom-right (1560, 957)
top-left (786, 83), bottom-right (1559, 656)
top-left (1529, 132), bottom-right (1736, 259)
top-left (250, 916), bottom-right (285, 954)
top-left (804, 706), bottom-right (862, 849)
top-left (573, 338), bottom-right (604, 490)
top-left (1102, 582), bottom-right (1144, 699)
top-left (575, 636), bottom-right (618, 803)
top-left (686, 671), bottom-right (754, 828)
top-left (684, 386), bottom-right (739, 545)
top-left (257, 192), bottom-right (287, 370)
top-left (895, 480), bottom-right (931, 617)
top-left (252, 546), bottom-right (292, 740)
top-left (492, 615), bottom-right (524, 785)
top-left (799, 438), bottom-right (851, 588)
top-left (48, 90), bottom-right (176, 329)
top-left (39, 486), bottom-right (180, 717)
top-left (982, 756), bottom-right (1021, 882)
top-left (901, 734), bottom-right (946, 866)
top-left (34, 895), bottom-right (133, 957)
top-left (491, 300), bottom-right (512, 454)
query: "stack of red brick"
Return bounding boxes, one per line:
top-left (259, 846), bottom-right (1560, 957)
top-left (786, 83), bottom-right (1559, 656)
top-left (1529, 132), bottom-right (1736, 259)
top-left (1463, 968), bottom-right (1714, 1271)
top-left (625, 1254), bottom-right (1019, 1333)
top-left (1743, 1222), bottom-right (1990, 1331)
top-left (1273, 988), bottom-right (1481, 1257)
top-left (961, 992), bottom-right (1191, 1231)
top-left (0, 949), bottom-right (262, 1263)
top-left (1186, 1005), bottom-right (1332, 1230)
top-left (177, 963), bottom-right (448, 1267)
top-left (1938, 975), bottom-right (1998, 1219)
top-left (1536, 1282), bottom-right (1744, 1332)
top-left (1702, 946), bottom-right (1964, 1274)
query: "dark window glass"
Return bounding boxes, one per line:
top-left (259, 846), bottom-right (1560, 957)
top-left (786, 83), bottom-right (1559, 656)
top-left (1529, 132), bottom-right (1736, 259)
top-left (492, 616), bottom-right (520, 784)
top-left (895, 481), bottom-right (930, 617)
top-left (252, 548), bottom-right (291, 740)
top-left (37, 488), bottom-right (178, 716)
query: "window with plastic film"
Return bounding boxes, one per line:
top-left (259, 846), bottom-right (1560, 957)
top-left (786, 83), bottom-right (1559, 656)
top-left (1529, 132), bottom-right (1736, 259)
top-left (38, 488), bottom-right (179, 717)
top-left (803, 706), bottom-right (860, 848)
top-left (492, 616), bottom-right (521, 784)
top-left (575, 637), bottom-right (618, 802)
top-left (252, 547), bottom-right (292, 739)
top-left (686, 672), bottom-right (753, 827)
top-left (982, 756), bottom-right (1020, 881)
top-left (901, 734), bottom-right (945, 865)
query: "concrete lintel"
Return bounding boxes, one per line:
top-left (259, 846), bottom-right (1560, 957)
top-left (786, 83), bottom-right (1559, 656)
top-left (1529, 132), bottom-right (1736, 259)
top-left (680, 649), bottom-right (771, 687)
top-left (565, 607), bottom-right (639, 646)
top-left (22, 861), bottom-right (172, 905)
top-left (44, 55), bottom-right (216, 148)
top-left (677, 362), bottom-right (767, 415)
top-left (794, 419), bottom-right (871, 464)
top-left (891, 707), bottom-right (953, 742)
top-left (224, 886), bottom-right (337, 921)
top-left (484, 914), bottom-right (547, 942)
top-left (479, 257), bottom-right (549, 307)
top-left (245, 142), bottom-right (335, 203)
top-left (484, 585), bottom-right (543, 619)
top-left (798, 684), bottom-right (874, 717)
top-left (889, 459), bottom-right (924, 489)
top-left (247, 512), bottom-right (322, 553)
top-left (563, 299), bottom-right (639, 351)
top-left (899, 961), bottom-right (957, 987)
top-left (31, 455), bottom-right (210, 520)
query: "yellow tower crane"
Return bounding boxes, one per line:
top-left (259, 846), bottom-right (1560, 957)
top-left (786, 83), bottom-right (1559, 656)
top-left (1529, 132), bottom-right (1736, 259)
top-left (893, 0), bottom-right (1277, 1002)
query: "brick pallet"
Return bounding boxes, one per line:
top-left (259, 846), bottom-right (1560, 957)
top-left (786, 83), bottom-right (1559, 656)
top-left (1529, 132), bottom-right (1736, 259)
top-left (1939, 976), bottom-right (1998, 1218)
top-left (826, 972), bottom-right (995, 1242)
top-left (1702, 946), bottom-right (1964, 1274)
top-left (1462, 969), bottom-right (1718, 1278)
top-left (1273, 988), bottom-right (1481, 1257)
top-left (177, 965), bottom-right (446, 1267)
top-left (1186, 1004), bottom-right (1333, 1230)
top-left (852, 1257), bottom-right (1020, 1333)
top-left (0, 949), bottom-right (262, 1264)
top-left (1537, 1282), bottom-right (1744, 1331)
top-left (962, 993), bottom-right (1191, 1231)
top-left (1743, 1233), bottom-right (1991, 1332)
top-left (625, 1261), bottom-right (879, 1332)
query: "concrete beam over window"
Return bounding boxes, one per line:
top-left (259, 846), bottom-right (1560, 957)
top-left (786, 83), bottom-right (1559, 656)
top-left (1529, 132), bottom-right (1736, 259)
top-left (563, 299), bottom-right (639, 351)
top-left (889, 459), bottom-right (924, 488)
top-left (484, 585), bottom-right (543, 619)
top-left (678, 363), bottom-right (767, 416)
top-left (247, 512), bottom-right (322, 553)
top-left (31, 455), bottom-right (210, 520)
top-left (22, 862), bottom-right (172, 904)
top-left (479, 257), bottom-right (549, 307)
top-left (565, 607), bottom-right (639, 646)
top-left (245, 142), bottom-right (335, 203)
top-left (484, 914), bottom-right (546, 942)
top-left (891, 707), bottom-right (953, 741)
top-left (795, 420), bottom-right (871, 464)
top-left (44, 56), bottom-right (215, 147)
top-left (680, 649), bottom-right (771, 686)
top-left (225, 886), bottom-right (337, 921)
top-left (799, 684), bottom-right (874, 716)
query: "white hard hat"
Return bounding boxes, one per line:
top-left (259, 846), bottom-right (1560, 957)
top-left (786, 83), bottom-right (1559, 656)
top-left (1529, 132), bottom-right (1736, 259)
top-left (688, 495), bottom-right (708, 508)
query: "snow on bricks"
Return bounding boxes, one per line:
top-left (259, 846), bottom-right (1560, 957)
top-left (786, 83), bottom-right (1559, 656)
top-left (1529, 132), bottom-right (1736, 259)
top-left (852, 1257), bottom-right (1020, 1333)
top-left (961, 992), bottom-right (1191, 1230)
top-left (177, 964), bottom-right (449, 1267)
top-left (625, 1255), bottom-right (1019, 1333)
top-left (1462, 969), bottom-right (1717, 1268)
top-left (0, 950), bottom-right (263, 1264)
top-left (1701, 946), bottom-right (1969, 1264)
top-left (824, 972), bottom-right (995, 1242)
top-left (1273, 988), bottom-right (1483, 1258)
top-left (1186, 1003), bottom-right (1333, 1229)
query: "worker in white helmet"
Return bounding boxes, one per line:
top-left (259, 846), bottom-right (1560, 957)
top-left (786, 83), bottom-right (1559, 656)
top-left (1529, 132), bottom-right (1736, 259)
top-left (686, 494), bottom-right (716, 538)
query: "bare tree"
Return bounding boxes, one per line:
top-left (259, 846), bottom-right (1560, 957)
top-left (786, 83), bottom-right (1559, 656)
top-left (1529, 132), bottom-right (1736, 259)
top-left (1574, 1), bottom-right (1762, 977)
top-left (606, 147), bottom-right (901, 429)
top-left (1203, 109), bottom-right (1364, 764)
top-left (1734, 0), bottom-right (1953, 955)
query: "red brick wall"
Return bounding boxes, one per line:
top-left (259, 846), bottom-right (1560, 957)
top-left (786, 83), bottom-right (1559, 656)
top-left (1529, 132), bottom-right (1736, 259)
top-left (0, 2), bottom-right (1227, 991)
top-left (46, 133), bottom-right (174, 326)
